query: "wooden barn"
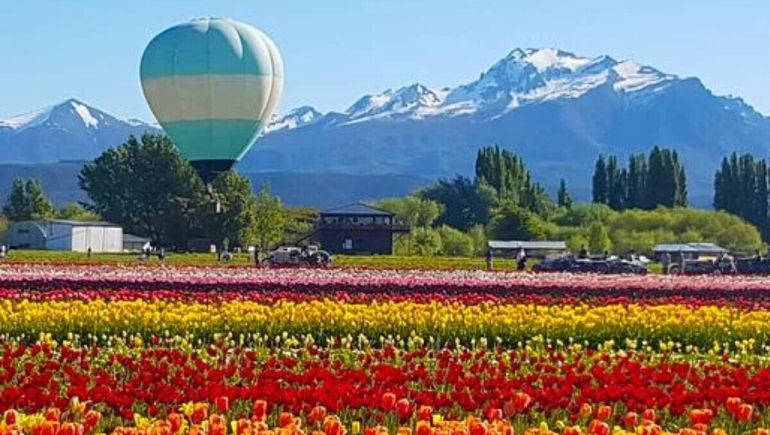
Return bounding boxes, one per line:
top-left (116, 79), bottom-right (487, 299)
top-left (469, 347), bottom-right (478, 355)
top-left (316, 203), bottom-right (409, 255)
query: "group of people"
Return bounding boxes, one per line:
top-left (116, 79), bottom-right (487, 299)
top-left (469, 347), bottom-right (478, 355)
top-left (139, 245), bottom-right (166, 261)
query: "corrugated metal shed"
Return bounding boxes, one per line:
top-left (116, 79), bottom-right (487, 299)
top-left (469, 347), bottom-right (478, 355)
top-left (652, 242), bottom-right (727, 253)
top-left (488, 240), bottom-right (568, 250)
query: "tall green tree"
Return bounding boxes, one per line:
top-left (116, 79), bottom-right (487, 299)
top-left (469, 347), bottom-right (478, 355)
top-left (252, 185), bottom-right (285, 253)
top-left (198, 171), bottom-right (262, 250)
top-left (646, 146), bottom-right (686, 208)
top-left (56, 203), bottom-right (101, 221)
top-left (557, 179), bottom-right (573, 209)
top-left (475, 146), bottom-right (553, 213)
top-left (592, 156), bottom-right (608, 205)
top-left (418, 176), bottom-right (496, 231)
top-left (626, 154), bottom-right (647, 209)
top-left (79, 134), bottom-right (204, 246)
top-left (2, 178), bottom-right (55, 221)
top-left (714, 153), bottom-right (770, 241)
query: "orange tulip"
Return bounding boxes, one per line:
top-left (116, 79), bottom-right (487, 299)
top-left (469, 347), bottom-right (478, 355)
top-left (642, 409), bottom-right (657, 422)
top-left (563, 427), bottom-right (582, 435)
top-left (416, 421), bottom-right (432, 435)
top-left (579, 403), bottom-right (593, 420)
top-left (596, 405), bottom-right (612, 421)
top-left (587, 419), bottom-right (609, 435)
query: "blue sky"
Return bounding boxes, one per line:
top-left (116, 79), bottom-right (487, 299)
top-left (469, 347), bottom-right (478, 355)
top-left (2, 1), bottom-right (770, 120)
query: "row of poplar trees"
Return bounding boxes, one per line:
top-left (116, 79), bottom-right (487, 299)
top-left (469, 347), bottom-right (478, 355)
top-left (714, 153), bottom-right (770, 241)
top-left (592, 146), bottom-right (687, 210)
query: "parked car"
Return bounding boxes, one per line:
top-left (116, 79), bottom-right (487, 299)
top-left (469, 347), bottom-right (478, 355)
top-left (261, 246), bottom-right (333, 267)
top-left (533, 255), bottom-right (647, 274)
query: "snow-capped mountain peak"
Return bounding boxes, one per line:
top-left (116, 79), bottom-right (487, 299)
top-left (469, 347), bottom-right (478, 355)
top-left (344, 83), bottom-right (445, 122)
top-left (1, 99), bottom-right (156, 133)
top-left (264, 106), bottom-right (324, 133)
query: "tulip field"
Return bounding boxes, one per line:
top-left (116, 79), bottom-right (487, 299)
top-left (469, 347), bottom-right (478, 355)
top-left (4, 265), bottom-right (770, 434)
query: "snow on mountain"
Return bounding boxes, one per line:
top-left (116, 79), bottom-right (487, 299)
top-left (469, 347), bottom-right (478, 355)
top-left (241, 47), bottom-right (770, 206)
top-left (0, 99), bottom-right (158, 163)
top-left (0, 105), bottom-right (54, 131)
top-left (264, 106), bottom-right (323, 133)
top-left (267, 47), bottom-right (680, 132)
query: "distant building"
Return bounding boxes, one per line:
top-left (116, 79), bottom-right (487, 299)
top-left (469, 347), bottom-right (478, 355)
top-left (652, 242), bottom-right (728, 261)
top-left (3, 219), bottom-right (123, 252)
top-left (488, 240), bottom-right (568, 259)
top-left (123, 233), bottom-right (151, 252)
top-left (316, 203), bottom-right (409, 255)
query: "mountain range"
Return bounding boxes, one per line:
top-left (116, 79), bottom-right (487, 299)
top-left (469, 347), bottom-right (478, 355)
top-left (3, 47), bottom-right (770, 206)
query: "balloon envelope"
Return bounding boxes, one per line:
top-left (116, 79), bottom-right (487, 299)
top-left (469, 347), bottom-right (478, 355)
top-left (140, 18), bottom-right (283, 183)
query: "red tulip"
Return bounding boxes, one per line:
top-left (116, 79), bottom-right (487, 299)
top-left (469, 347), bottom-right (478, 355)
top-left (381, 393), bottom-right (397, 411)
top-left (279, 412), bottom-right (295, 428)
top-left (45, 408), bottom-right (61, 422)
top-left (396, 398), bottom-right (413, 420)
top-left (191, 404), bottom-right (208, 424)
top-left (726, 397), bottom-right (742, 414)
top-left (736, 404), bottom-right (753, 422)
top-left (416, 421), bottom-right (432, 435)
top-left (624, 412), bottom-right (638, 428)
top-left (214, 396), bottom-right (229, 413)
top-left (57, 423), bottom-right (81, 435)
top-left (689, 408), bottom-right (713, 426)
top-left (83, 410), bottom-right (101, 431)
top-left (417, 405), bottom-right (433, 422)
top-left (469, 419), bottom-right (488, 435)
top-left (4, 410), bottom-right (18, 426)
top-left (564, 427), bottom-right (582, 435)
top-left (485, 408), bottom-right (503, 421)
top-left (308, 406), bottom-right (328, 425)
top-left (253, 399), bottom-right (268, 421)
top-left (513, 391), bottom-right (532, 412)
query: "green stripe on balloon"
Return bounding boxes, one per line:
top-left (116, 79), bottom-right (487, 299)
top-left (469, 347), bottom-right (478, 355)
top-left (140, 18), bottom-right (281, 79)
top-left (162, 119), bottom-right (264, 162)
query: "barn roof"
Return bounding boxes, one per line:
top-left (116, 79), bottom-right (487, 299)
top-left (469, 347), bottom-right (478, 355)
top-left (39, 219), bottom-right (120, 227)
top-left (652, 242), bottom-right (728, 253)
top-left (320, 203), bottom-right (393, 216)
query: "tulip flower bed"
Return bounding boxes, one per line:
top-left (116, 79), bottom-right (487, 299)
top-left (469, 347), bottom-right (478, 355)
top-left (3, 264), bottom-right (770, 434)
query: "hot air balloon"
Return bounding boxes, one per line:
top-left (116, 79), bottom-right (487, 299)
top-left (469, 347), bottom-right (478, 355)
top-left (140, 17), bottom-right (283, 184)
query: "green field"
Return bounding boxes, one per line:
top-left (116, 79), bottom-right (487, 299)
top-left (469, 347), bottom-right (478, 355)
top-left (0, 249), bottom-right (497, 270)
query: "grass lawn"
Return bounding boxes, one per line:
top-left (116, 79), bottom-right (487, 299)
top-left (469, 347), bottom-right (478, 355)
top-left (0, 249), bottom-right (499, 270)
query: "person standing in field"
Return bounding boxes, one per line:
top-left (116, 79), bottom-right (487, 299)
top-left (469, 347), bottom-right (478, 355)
top-left (661, 251), bottom-right (671, 274)
top-left (485, 248), bottom-right (494, 271)
top-left (516, 248), bottom-right (527, 271)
